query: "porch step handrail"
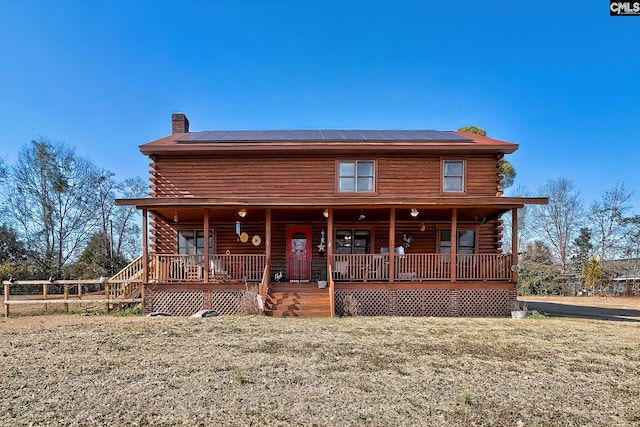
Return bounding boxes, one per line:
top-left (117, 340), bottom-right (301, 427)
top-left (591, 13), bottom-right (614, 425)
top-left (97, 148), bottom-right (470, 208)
top-left (258, 263), bottom-right (269, 315)
top-left (328, 263), bottom-right (335, 317)
top-left (108, 255), bottom-right (145, 301)
top-left (109, 255), bottom-right (144, 283)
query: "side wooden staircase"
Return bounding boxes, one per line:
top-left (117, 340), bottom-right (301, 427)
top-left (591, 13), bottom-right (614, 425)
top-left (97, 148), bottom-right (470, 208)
top-left (265, 284), bottom-right (331, 317)
top-left (107, 255), bottom-right (145, 306)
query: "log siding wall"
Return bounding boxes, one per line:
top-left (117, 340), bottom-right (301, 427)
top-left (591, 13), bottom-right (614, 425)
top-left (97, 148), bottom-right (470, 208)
top-left (149, 153), bottom-right (501, 198)
top-left (151, 219), bottom-right (500, 257)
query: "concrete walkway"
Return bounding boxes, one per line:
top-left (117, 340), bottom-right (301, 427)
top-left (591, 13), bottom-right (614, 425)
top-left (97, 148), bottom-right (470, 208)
top-left (523, 299), bottom-right (640, 322)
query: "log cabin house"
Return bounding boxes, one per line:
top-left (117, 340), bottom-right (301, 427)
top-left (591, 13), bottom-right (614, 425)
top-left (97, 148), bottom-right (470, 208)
top-left (116, 113), bottom-right (547, 317)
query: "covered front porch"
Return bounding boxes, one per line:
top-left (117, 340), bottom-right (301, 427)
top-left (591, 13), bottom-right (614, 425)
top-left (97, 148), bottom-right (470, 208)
top-left (148, 252), bottom-right (513, 284)
top-left (118, 197), bottom-right (539, 316)
top-left (138, 202), bottom-right (524, 285)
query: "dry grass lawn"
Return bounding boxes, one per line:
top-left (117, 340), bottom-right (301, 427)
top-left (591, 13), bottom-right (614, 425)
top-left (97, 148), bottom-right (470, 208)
top-left (0, 314), bottom-right (638, 426)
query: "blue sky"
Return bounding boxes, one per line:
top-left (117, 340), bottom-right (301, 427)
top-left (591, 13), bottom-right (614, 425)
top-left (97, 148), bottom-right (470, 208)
top-left (0, 1), bottom-right (638, 211)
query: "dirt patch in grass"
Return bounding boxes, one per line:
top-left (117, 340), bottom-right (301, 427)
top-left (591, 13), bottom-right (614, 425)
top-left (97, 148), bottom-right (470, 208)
top-left (0, 315), bottom-right (638, 426)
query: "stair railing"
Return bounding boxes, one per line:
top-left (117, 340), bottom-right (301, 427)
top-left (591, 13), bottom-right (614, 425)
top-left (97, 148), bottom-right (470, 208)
top-left (328, 264), bottom-right (335, 317)
top-left (258, 263), bottom-right (269, 315)
top-left (108, 255), bottom-right (145, 300)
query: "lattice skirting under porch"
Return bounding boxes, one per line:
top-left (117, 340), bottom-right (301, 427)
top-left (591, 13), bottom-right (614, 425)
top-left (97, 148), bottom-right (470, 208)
top-left (335, 288), bottom-right (515, 317)
top-left (145, 289), bottom-right (245, 316)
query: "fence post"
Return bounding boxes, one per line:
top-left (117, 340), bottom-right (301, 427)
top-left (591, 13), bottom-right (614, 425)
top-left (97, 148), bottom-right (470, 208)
top-left (43, 283), bottom-right (48, 311)
top-left (3, 283), bottom-right (9, 318)
top-left (105, 281), bottom-right (111, 313)
top-left (64, 283), bottom-right (69, 312)
top-left (77, 282), bottom-right (83, 299)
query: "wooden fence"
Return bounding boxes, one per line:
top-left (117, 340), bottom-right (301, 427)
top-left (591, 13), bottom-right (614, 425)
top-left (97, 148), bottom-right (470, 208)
top-left (2, 279), bottom-right (142, 317)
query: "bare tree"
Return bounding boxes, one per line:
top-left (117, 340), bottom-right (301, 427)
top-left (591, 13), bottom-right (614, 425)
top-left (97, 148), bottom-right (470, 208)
top-left (6, 139), bottom-right (103, 277)
top-left (0, 157), bottom-right (6, 180)
top-left (0, 157), bottom-right (7, 223)
top-left (96, 170), bottom-right (117, 235)
top-left (589, 183), bottom-right (632, 262)
top-left (532, 178), bottom-right (584, 277)
top-left (621, 215), bottom-right (640, 295)
top-left (112, 177), bottom-right (147, 260)
top-left (502, 185), bottom-right (533, 254)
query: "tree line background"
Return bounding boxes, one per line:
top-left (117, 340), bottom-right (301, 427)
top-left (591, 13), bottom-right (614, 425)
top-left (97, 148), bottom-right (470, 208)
top-left (1, 132), bottom-right (639, 295)
top-left (0, 139), bottom-right (146, 281)
top-left (504, 179), bottom-right (640, 296)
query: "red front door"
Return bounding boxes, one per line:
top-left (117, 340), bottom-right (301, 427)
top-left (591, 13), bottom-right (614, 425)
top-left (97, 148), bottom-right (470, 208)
top-left (287, 226), bottom-right (312, 281)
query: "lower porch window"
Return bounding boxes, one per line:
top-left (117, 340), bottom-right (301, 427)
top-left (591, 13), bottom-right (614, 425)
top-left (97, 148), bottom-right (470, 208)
top-left (335, 229), bottom-right (371, 254)
top-left (439, 229), bottom-right (476, 254)
top-left (177, 229), bottom-right (214, 254)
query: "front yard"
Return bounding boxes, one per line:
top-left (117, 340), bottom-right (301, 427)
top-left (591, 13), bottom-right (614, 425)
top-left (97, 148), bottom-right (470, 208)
top-left (0, 314), bottom-right (638, 426)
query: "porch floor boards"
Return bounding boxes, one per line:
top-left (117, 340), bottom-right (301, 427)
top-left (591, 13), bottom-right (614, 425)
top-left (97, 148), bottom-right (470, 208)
top-left (266, 283), bottom-right (331, 318)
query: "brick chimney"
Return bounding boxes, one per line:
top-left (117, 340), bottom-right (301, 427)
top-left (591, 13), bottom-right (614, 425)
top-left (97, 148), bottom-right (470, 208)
top-left (171, 113), bottom-right (189, 134)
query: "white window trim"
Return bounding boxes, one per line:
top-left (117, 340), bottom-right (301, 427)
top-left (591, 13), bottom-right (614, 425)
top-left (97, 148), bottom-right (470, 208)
top-left (443, 160), bottom-right (465, 193)
top-left (338, 160), bottom-right (376, 193)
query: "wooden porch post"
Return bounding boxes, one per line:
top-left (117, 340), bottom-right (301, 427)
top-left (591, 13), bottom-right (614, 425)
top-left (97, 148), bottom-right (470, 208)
top-left (389, 208), bottom-right (396, 283)
top-left (265, 208), bottom-right (272, 275)
top-left (511, 207), bottom-right (519, 283)
top-left (260, 208), bottom-right (272, 313)
top-left (327, 208), bottom-right (334, 317)
top-left (327, 208), bottom-right (334, 267)
top-left (451, 208), bottom-right (457, 283)
top-left (203, 209), bottom-right (209, 283)
top-left (142, 209), bottom-right (149, 284)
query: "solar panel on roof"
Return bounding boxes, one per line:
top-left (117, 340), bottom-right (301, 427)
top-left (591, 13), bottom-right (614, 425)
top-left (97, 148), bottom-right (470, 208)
top-left (174, 130), bottom-right (474, 143)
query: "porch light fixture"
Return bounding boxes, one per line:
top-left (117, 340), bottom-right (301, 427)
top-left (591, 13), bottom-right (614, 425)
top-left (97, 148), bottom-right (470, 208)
top-left (238, 209), bottom-right (247, 218)
top-left (173, 209), bottom-right (179, 223)
top-left (410, 208), bottom-right (420, 218)
top-left (323, 209), bottom-right (329, 218)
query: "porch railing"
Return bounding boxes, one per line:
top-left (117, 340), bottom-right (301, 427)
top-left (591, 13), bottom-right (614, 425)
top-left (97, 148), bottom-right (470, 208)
top-left (456, 254), bottom-right (512, 280)
top-left (270, 259), bottom-right (328, 283)
top-left (150, 253), bottom-right (512, 283)
top-left (332, 254), bottom-right (390, 282)
top-left (332, 253), bottom-right (512, 282)
top-left (209, 254), bottom-right (266, 282)
top-left (394, 254), bottom-right (449, 281)
top-left (152, 254), bottom-right (266, 283)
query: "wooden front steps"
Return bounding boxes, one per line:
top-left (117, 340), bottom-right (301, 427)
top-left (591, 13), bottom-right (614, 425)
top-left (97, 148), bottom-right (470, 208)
top-left (266, 284), bottom-right (331, 317)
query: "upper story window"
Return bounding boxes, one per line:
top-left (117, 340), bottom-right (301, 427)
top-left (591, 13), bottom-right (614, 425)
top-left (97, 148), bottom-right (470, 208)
top-left (443, 160), bottom-right (464, 192)
top-left (338, 160), bottom-right (375, 193)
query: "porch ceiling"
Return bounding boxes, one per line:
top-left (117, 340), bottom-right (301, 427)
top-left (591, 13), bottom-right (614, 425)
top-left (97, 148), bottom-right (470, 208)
top-left (117, 195), bottom-right (546, 210)
top-left (146, 205), bottom-right (512, 224)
